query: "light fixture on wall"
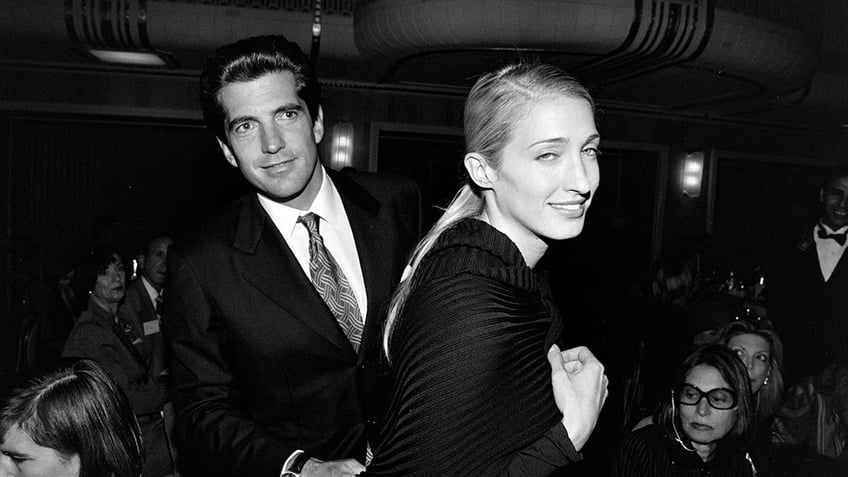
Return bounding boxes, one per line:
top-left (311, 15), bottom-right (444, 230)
top-left (330, 122), bottom-right (354, 170)
top-left (682, 150), bottom-right (704, 198)
top-left (88, 50), bottom-right (167, 66)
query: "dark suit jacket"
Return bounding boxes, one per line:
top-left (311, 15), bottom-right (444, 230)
top-left (163, 170), bottom-right (419, 477)
top-left (769, 224), bottom-right (848, 382)
top-left (121, 278), bottom-right (168, 378)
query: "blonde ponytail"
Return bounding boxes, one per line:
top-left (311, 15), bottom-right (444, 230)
top-left (382, 184), bottom-right (483, 359)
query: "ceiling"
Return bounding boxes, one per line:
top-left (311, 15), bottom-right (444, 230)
top-left (2, 0), bottom-right (847, 132)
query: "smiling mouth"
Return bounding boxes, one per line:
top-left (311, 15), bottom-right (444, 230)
top-left (263, 157), bottom-right (296, 169)
top-left (549, 202), bottom-right (587, 216)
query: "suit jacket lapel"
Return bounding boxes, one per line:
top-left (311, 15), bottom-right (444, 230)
top-left (829, 244), bottom-right (848, 284)
top-left (233, 194), bottom-right (353, 355)
top-left (331, 172), bottom-right (391, 362)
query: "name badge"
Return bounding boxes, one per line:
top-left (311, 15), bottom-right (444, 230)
top-left (143, 319), bottom-right (161, 336)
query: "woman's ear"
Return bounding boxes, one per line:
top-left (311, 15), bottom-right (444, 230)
top-left (464, 152), bottom-right (495, 189)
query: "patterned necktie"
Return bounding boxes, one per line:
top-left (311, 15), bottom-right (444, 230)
top-left (155, 293), bottom-right (163, 320)
top-left (818, 226), bottom-right (847, 246)
top-left (298, 213), bottom-right (363, 352)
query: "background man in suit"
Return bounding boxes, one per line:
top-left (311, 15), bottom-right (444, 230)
top-left (770, 161), bottom-right (848, 383)
top-left (163, 35), bottom-right (419, 477)
top-left (123, 235), bottom-right (174, 379)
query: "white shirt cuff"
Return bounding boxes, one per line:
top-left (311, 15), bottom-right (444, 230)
top-left (280, 449), bottom-right (304, 476)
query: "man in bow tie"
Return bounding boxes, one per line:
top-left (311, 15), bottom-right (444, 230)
top-left (163, 35), bottom-right (420, 477)
top-left (770, 161), bottom-right (848, 383)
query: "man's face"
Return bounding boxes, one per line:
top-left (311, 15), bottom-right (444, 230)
top-left (141, 237), bottom-right (174, 290)
top-left (820, 176), bottom-right (848, 230)
top-left (217, 70), bottom-right (324, 210)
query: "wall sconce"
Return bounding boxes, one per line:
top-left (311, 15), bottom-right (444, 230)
top-left (682, 150), bottom-right (704, 198)
top-left (329, 122), bottom-right (354, 170)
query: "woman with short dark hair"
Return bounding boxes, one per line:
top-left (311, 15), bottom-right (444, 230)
top-left (62, 250), bottom-right (171, 477)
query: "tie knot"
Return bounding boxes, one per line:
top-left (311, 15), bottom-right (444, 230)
top-left (299, 212), bottom-right (320, 237)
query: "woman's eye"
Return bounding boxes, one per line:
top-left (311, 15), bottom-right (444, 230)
top-left (735, 349), bottom-right (745, 358)
top-left (582, 146), bottom-right (600, 158)
top-left (536, 152), bottom-right (557, 162)
top-left (756, 354), bottom-right (769, 362)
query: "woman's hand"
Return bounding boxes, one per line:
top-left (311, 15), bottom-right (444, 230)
top-left (547, 344), bottom-right (608, 451)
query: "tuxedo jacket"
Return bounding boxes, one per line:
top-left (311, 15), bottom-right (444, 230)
top-left (163, 170), bottom-right (419, 477)
top-left (120, 278), bottom-right (168, 378)
top-left (769, 225), bottom-right (848, 381)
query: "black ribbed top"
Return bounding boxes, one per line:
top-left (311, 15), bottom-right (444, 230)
top-left (366, 219), bottom-right (578, 476)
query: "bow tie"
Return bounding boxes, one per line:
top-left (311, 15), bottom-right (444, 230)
top-left (818, 226), bottom-right (847, 246)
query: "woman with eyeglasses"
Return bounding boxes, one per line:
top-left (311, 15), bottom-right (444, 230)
top-left (610, 344), bottom-right (757, 476)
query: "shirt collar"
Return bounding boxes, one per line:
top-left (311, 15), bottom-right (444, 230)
top-left (140, 275), bottom-right (159, 301)
top-left (256, 165), bottom-right (342, 238)
top-left (818, 221), bottom-right (848, 235)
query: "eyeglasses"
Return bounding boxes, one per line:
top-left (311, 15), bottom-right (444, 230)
top-left (675, 384), bottom-right (737, 410)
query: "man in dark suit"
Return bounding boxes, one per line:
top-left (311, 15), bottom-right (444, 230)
top-left (770, 161), bottom-right (848, 383)
top-left (163, 36), bottom-right (419, 477)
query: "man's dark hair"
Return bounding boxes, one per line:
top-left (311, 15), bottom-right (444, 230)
top-left (199, 35), bottom-right (321, 143)
top-left (823, 160), bottom-right (848, 189)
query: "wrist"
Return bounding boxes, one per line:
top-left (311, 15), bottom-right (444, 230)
top-left (561, 416), bottom-right (589, 452)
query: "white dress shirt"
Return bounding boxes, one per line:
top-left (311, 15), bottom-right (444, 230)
top-left (814, 223), bottom-right (848, 282)
top-left (257, 166), bottom-right (367, 322)
top-left (140, 275), bottom-right (160, 309)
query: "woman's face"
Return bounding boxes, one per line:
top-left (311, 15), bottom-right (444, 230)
top-left (679, 364), bottom-right (738, 447)
top-left (0, 425), bottom-right (80, 477)
top-left (484, 95), bottom-right (600, 252)
top-left (92, 255), bottom-right (125, 305)
top-left (728, 333), bottom-right (771, 394)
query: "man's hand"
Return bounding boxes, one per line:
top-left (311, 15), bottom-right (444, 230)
top-left (547, 344), bottom-right (609, 451)
top-left (301, 458), bottom-right (365, 477)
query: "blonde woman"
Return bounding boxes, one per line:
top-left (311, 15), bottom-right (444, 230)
top-left (365, 63), bottom-right (608, 476)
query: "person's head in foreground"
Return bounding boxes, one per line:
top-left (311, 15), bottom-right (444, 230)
top-left (0, 360), bottom-right (143, 477)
